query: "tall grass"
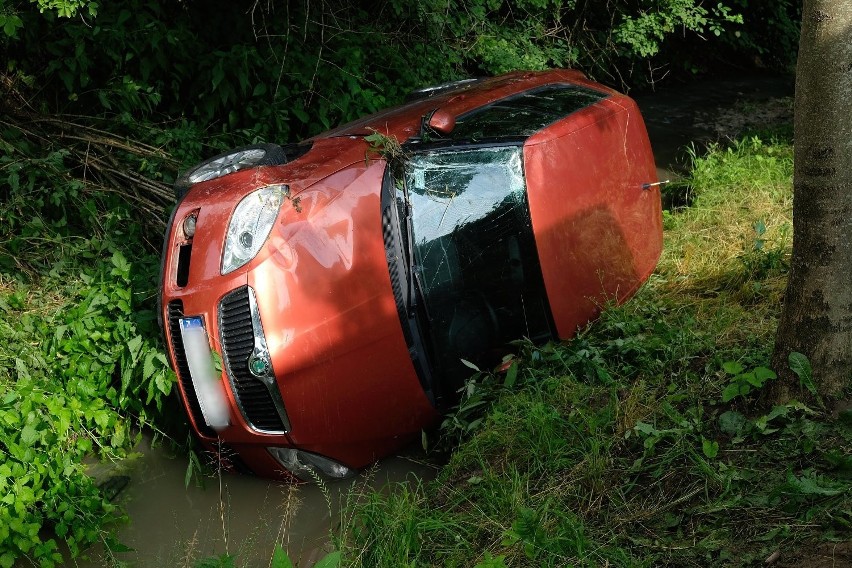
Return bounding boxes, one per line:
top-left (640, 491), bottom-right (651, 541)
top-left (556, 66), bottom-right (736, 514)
top-left (339, 134), bottom-right (852, 567)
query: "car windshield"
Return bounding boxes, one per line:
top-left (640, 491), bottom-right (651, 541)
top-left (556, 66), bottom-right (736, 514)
top-left (404, 145), bottom-right (553, 384)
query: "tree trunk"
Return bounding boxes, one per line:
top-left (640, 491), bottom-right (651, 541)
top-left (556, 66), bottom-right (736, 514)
top-left (772, 1), bottom-right (852, 402)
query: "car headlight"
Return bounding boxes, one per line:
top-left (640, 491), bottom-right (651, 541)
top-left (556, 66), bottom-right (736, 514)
top-left (222, 185), bottom-right (287, 274)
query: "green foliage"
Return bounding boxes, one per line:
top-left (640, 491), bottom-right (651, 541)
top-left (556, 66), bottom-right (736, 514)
top-left (0, 0), bottom-right (804, 564)
top-left (194, 546), bottom-right (339, 568)
top-left (614, 0), bottom-right (742, 58)
top-left (2, 0), bottom-right (798, 161)
top-left (719, 361), bottom-right (776, 402)
top-left (0, 105), bottom-right (175, 565)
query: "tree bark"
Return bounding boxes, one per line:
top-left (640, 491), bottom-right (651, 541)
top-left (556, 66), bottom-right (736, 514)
top-left (772, 1), bottom-right (852, 401)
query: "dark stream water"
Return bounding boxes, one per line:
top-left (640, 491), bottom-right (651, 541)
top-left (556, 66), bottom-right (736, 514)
top-left (71, 73), bottom-right (793, 568)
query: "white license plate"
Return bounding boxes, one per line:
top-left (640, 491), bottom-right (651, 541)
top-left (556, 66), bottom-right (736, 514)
top-left (179, 316), bottom-right (229, 430)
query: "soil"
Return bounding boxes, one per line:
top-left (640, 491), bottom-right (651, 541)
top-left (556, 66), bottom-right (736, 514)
top-left (775, 541), bottom-right (852, 568)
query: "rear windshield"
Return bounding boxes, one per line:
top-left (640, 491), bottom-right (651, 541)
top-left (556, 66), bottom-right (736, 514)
top-left (448, 84), bottom-right (606, 141)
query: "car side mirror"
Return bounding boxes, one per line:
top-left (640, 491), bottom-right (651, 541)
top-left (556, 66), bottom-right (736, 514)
top-left (425, 109), bottom-right (456, 135)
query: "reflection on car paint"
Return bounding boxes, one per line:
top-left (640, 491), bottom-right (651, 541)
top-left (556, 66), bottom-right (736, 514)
top-left (450, 84), bottom-right (606, 141)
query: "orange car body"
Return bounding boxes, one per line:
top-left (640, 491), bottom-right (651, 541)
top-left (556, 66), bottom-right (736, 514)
top-left (160, 69), bottom-right (662, 481)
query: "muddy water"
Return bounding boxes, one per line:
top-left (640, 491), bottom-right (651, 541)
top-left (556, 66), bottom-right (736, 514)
top-left (83, 73), bottom-right (793, 568)
top-left (81, 435), bottom-right (436, 566)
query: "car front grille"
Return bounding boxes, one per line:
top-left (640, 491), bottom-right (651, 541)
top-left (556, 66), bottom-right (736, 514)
top-left (167, 300), bottom-right (216, 438)
top-left (219, 286), bottom-right (288, 433)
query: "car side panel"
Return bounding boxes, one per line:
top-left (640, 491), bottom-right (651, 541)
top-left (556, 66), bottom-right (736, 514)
top-left (524, 95), bottom-right (662, 338)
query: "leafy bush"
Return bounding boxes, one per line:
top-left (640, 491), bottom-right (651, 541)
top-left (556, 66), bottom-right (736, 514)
top-left (0, 109), bottom-right (175, 566)
top-left (2, 0), bottom-right (798, 157)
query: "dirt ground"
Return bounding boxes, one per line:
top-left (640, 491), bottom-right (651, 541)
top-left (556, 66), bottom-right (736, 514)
top-left (776, 541), bottom-right (852, 568)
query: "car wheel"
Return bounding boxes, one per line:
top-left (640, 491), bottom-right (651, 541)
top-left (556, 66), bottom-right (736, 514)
top-left (174, 143), bottom-right (287, 200)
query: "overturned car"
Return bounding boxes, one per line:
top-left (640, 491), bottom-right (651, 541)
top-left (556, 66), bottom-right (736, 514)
top-left (159, 69), bottom-right (663, 481)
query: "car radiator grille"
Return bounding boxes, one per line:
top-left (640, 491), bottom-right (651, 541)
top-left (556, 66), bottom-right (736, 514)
top-left (167, 300), bottom-right (216, 438)
top-left (219, 286), bottom-right (287, 432)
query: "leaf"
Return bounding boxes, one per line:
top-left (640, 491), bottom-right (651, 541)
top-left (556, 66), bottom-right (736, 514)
top-left (155, 370), bottom-right (172, 395)
top-left (126, 335), bottom-right (143, 363)
top-left (211, 351), bottom-right (223, 375)
top-left (634, 421), bottom-right (658, 436)
top-left (753, 367), bottom-right (776, 383)
top-left (142, 351), bottom-right (156, 380)
top-left (721, 382), bottom-right (748, 402)
top-left (504, 361), bottom-right (518, 387)
top-left (14, 358), bottom-right (30, 380)
top-left (460, 359), bottom-right (481, 372)
top-left (271, 545), bottom-right (294, 568)
top-left (788, 352), bottom-right (817, 396)
top-left (313, 551), bottom-right (341, 568)
top-left (763, 405), bottom-right (789, 422)
top-left (702, 437), bottom-right (719, 458)
top-left (722, 361), bottom-right (744, 375)
top-left (20, 425), bottom-right (39, 446)
top-left (784, 470), bottom-right (846, 497)
top-left (742, 372), bottom-right (760, 387)
top-left (718, 411), bottom-right (747, 437)
top-left (291, 107), bottom-right (310, 124)
top-left (110, 251), bottom-right (130, 275)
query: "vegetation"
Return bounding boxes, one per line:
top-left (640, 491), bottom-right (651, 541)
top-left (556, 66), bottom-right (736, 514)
top-left (0, 118), bottom-right (177, 564)
top-left (339, 135), bottom-right (851, 566)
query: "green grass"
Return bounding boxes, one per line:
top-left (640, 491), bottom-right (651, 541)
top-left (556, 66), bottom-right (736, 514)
top-left (339, 134), bottom-right (852, 567)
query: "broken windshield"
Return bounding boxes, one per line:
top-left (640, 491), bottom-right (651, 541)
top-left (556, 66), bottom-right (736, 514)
top-left (404, 145), bottom-right (553, 386)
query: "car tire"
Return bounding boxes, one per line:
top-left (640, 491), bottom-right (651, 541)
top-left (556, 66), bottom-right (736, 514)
top-left (174, 143), bottom-right (287, 200)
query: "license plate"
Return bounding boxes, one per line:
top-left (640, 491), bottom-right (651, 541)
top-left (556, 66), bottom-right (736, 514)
top-left (179, 316), bottom-right (229, 430)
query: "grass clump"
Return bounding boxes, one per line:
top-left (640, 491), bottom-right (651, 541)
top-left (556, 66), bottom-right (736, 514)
top-left (340, 133), bottom-right (852, 566)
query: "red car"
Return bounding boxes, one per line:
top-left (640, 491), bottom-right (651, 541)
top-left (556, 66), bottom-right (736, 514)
top-left (159, 69), bottom-right (662, 481)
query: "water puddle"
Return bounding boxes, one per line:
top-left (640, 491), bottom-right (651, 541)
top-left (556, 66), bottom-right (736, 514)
top-left (634, 73), bottom-right (793, 179)
top-left (79, 435), bottom-right (436, 566)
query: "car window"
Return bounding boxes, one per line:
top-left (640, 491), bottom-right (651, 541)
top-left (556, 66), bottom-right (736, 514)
top-left (405, 146), bottom-right (553, 384)
top-left (449, 84), bottom-right (606, 141)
